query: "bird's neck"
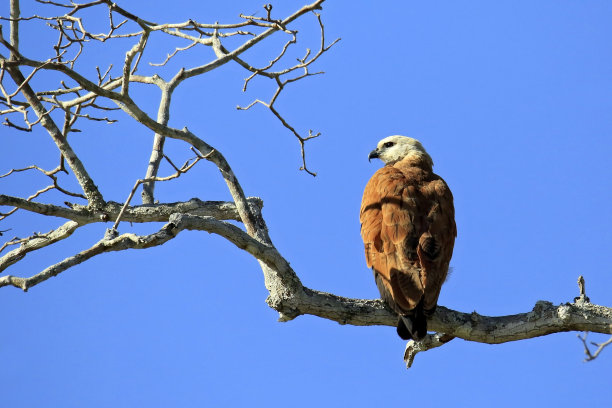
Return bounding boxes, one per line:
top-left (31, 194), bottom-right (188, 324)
top-left (394, 152), bottom-right (434, 170)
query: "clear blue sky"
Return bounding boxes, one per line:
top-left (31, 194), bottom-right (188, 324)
top-left (2, 1), bottom-right (611, 407)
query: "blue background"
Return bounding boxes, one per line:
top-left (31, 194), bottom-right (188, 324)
top-left (2, 1), bottom-right (611, 406)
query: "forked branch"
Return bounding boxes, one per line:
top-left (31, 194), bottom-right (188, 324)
top-left (578, 333), bottom-right (612, 362)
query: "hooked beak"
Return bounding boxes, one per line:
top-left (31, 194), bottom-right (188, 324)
top-left (368, 149), bottom-right (379, 162)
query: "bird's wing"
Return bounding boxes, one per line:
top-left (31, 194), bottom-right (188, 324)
top-left (360, 166), bottom-right (424, 313)
top-left (417, 177), bottom-right (456, 311)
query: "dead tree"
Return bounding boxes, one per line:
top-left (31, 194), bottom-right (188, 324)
top-left (1, 0), bottom-right (610, 368)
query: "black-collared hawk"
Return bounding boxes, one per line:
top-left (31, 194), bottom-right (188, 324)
top-left (360, 136), bottom-right (456, 340)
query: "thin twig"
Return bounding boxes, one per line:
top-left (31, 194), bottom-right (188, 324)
top-left (578, 332), bottom-right (612, 362)
top-left (112, 154), bottom-right (203, 231)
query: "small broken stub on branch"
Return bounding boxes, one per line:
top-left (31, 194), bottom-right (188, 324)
top-left (403, 333), bottom-right (455, 369)
top-left (574, 275), bottom-right (590, 304)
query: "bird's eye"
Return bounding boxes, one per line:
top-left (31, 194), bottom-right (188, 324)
top-left (383, 142), bottom-right (395, 148)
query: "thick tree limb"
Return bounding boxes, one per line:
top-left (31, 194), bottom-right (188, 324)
top-left (4, 210), bottom-right (609, 345)
top-left (0, 220), bottom-right (79, 272)
top-left (186, 202), bottom-right (612, 365)
top-left (8, 206), bottom-right (600, 352)
top-left (0, 220), bottom-right (181, 291)
top-left (0, 194), bottom-right (262, 224)
top-left (1, 203), bottom-right (609, 369)
top-left (274, 289), bottom-right (612, 340)
top-left (0, 211), bottom-right (284, 291)
top-left (1, 63), bottom-right (105, 207)
top-left (141, 83), bottom-right (172, 205)
top-left (9, 0), bottom-right (19, 56)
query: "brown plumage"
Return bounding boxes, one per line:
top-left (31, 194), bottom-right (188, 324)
top-left (360, 136), bottom-right (456, 340)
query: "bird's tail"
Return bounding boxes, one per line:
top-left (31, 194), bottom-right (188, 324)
top-left (396, 304), bottom-right (428, 340)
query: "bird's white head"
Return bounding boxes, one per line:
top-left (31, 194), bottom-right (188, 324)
top-left (368, 135), bottom-right (433, 167)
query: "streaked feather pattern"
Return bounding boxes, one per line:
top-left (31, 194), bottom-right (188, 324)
top-left (361, 141), bottom-right (456, 340)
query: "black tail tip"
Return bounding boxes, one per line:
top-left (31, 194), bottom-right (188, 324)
top-left (397, 317), bottom-right (413, 340)
top-left (396, 315), bottom-right (427, 341)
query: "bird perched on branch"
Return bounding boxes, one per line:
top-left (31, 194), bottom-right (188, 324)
top-left (360, 136), bottom-right (456, 340)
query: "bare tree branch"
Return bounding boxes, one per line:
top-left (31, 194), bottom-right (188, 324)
top-left (578, 333), bottom-right (612, 362)
top-left (0, 221), bottom-right (79, 273)
top-left (9, 0), bottom-right (20, 56)
top-left (140, 79), bottom-right (173, 205)
top-left (0, 59), bottom-right (105, 207)
top-left (0, 194), bottom-right (262, 224)
top-left (0, 220), bottom-right (180, 291)
top-left (114, 153), bottom-right (203, 230)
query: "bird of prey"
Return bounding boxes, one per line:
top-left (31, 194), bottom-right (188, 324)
top-left (360, 136), bottom-right (456, 340)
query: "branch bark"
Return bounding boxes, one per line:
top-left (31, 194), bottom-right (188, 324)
top-left (2, 63), bottom-right (105, 207)
top-left (0, 194), bottom-right (262, 224)
top-left (141, 83), bottom-right (172, 204)
top-left (578, 333), bottom-right (612, 362)
top-left (0, 221), bottom-right (79, 271)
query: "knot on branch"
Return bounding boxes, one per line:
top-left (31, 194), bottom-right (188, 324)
top-left (104, 228), bottom-right (119, 240)
top-left (557, 304), bottom-right (573, 323)
top-left (532, 300), bottom-right (554, 315)
top-left (266, 290), bottom-right (302, 322)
